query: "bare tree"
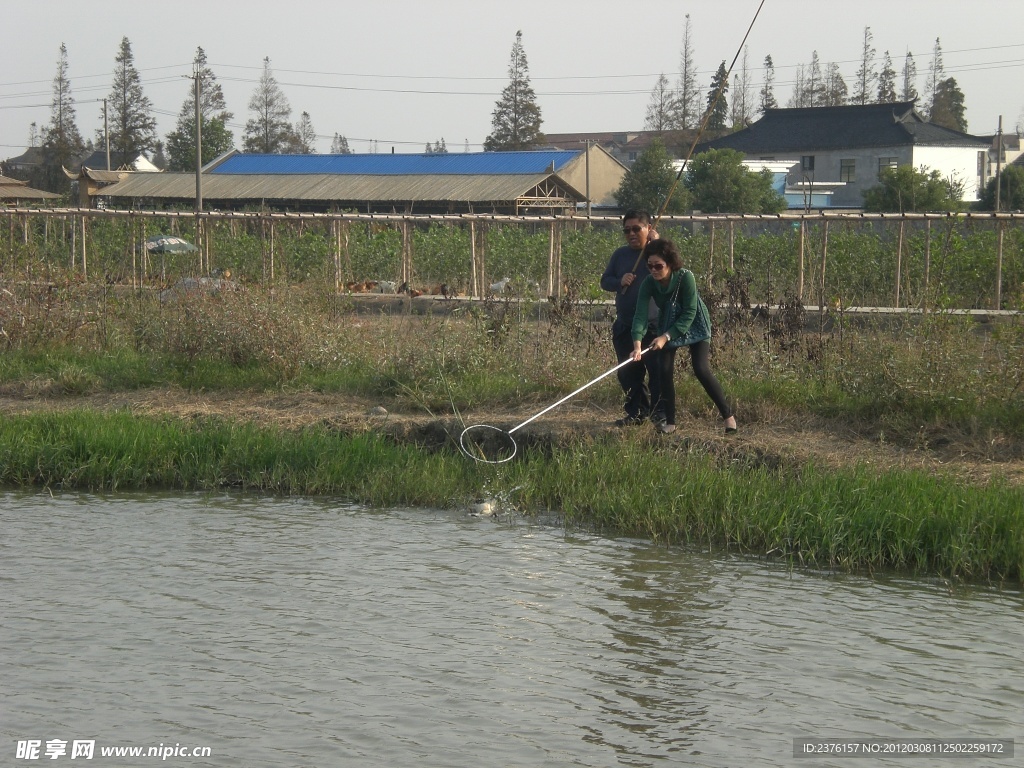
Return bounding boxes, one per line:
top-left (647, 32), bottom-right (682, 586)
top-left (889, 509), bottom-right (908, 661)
top-left (730, 47), bottom-right (753, 128)
top-left (644, 73), bottom-right (675, 132)
top-left (853, 26), bottom-right (877, 105)
top-left (673, 14), bottom-right (700, 129)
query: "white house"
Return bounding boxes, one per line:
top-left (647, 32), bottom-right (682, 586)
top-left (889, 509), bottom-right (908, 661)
top-left (697, 102), bottom-right (991, 208)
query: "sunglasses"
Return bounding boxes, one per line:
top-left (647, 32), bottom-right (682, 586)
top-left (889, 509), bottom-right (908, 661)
top-left (648, 262), bottom-right (668, 272)
top-left (622, 225), bottom-right (646, 234)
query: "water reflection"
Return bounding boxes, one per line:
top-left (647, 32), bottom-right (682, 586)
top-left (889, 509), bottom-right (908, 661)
top-left (1, 491), bottom-right (1021, 768)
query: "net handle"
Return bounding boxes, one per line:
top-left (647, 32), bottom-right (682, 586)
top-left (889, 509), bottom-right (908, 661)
top-left (508, 348), bottom-right (651, 435)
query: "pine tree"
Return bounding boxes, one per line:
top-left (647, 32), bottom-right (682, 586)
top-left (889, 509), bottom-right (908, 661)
top-left (805, 52), bottom-right (826, 107)
top-left (705, 61), bottom-right (729, 131)
top-left (290, 112), bottom-right (317, 154)
top-left (824, 62), bottom-right (848, 106)
top-left (330, 134), bottom-right (351, 154)
top-left (644, 73), bottom-right (675, 132)
top-left (877, 51), bottom-right (897, 103)
top-left (166, 47), bottom-right (234, 171)
top-left (484, 31), bottom-right (544, 151)
top-left (901, 51), bottom-right (919, 103)
top-left (243, 57), bottom-right (296, 153)
top-left (925, 38), bottom-right (946, 120)
top-left (853, 27), bottom-right (877, 105)
top-left (105, 37), bottom-right (157, 163)
top-left (41, 43), bottom-right (85, 192)
top-left (930, 77), bottom-right (967, 131)
top-left (673, 14), bottom-right (700, 129)
top-left (759, 55), bottom-right (778, 114)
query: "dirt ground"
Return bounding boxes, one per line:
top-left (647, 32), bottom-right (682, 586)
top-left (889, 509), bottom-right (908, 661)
top-left (2, 385), bottom-right (1022, 487)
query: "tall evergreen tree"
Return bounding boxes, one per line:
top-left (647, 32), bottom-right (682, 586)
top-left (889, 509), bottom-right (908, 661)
top-left (759, 55), bottom-right (778, 114)
top-left (41, 43), bottom-right (85, 192)
top-left (853, 26), bottom-right (877, 105)
top-left (925, 38), bottom-right (945, 119)
top-left (929, 77), bottom-right (967, 131)
top-left (877, 51), bottom-right (898, 103)
top-left (105, 37), bottom-right (157, 163)
top-left (901, 51), bottom-right (919, 103)
top-left (805, 51), bottom-right (826, 107)
top-left (484, 31), bottom-right (544, 151)
top-left (824, 62), bottom-right (848, 106)
top-left (330, 133), bottom-right (351, 154)
top-left (243, 57), bottom-right (296, 153)
top-left (644, 73), bottom-right (675, 132)
top-left (705, 61), bottom-right (729, 131)
top-left (290, 111), bottom-right (317, 154)
top-left (166, 48), bottom-right (234, 171)
top-left (673, 14), bottom-right (700, 129)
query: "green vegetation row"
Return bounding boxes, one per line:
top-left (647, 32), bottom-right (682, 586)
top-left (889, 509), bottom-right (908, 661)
top-left (4, 213), bottom-right (1023, 310)
top-left (1, 410), bottom-right (1020, 583)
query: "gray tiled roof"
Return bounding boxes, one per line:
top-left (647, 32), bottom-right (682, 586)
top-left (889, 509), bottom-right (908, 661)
top-left (698, 102), bottom-right (989, 154)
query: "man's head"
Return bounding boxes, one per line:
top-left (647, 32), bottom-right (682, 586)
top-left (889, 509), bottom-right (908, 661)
top-left (621, 210), bottom-right (652, 251)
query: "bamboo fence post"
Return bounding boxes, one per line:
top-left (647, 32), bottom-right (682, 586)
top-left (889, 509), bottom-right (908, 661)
top-left (996, 220), bottom-right (1004, 310)
top-left (469, 221), bottom-right (478, 298)
top-left (81, 215), bottom-right (87, 281)
top-left (728, 220), bottom-right (735, 271)
top-left (923, 219), bottom-right (931, 312)
top-left (332, 219), bottom-right (341, 292)
top-left (707, 222), bottom-right (716, 291)
top-left (819, 220), bottom-right (829, 320)
top-left (131, 214), bottom-right (137, 291)
top-left (894, 219), bottom-right (905, 308)
top-left (547, 221), bottom-right (556, 297)
top-left (798, 219), bottom-right (805, 301)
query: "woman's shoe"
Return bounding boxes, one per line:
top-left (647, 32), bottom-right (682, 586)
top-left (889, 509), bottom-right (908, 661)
top-left (658, 423), bottom-right (676, 434)
top-left (723, 416), bottom-right (738, 434)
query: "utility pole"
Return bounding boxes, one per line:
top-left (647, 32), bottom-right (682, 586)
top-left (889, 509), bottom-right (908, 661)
top-left (995, 115), bottom-right (1003, 212)
top-left (194, 67), bottom-right (203, 213)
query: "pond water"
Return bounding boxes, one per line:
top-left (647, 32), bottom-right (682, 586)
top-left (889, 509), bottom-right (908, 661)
top-left (2, 491), bottom-right (1020, 767)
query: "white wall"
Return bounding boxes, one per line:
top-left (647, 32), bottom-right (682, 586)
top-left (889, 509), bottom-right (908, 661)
top-left (912, 146), bottom-right (984, 201)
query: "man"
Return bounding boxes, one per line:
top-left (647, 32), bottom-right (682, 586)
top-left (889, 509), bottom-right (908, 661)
top-left (600, 210), bottom-right (660, 426)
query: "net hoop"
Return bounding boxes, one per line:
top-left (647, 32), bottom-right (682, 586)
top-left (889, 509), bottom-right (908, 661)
top-left (459, 424), bottom-right (518, 464)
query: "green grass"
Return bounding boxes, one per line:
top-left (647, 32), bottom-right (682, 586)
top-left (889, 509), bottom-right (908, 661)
top-left (1, 410), bottom-right (1021, 583)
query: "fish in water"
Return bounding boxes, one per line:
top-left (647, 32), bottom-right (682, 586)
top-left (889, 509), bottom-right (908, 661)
top-left (468, 498), bottom-right (495, 516)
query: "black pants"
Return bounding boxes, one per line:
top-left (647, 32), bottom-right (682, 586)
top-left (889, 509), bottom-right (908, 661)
top-left (612, 330), bottom-right (658, 419)
top-left (650, 340), bottom-right (732, 425)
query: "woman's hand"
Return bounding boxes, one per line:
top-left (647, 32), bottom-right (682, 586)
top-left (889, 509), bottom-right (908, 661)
top-left (630, 346), bottom-right (644, 362)
top-left (650, 334), bottom-right (668, 351)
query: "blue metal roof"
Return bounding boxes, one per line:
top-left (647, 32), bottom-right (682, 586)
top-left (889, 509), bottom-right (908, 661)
top-left (210, 150), bottom-right (581, 176)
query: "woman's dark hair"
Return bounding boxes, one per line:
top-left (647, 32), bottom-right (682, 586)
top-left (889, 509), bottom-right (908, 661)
top-left (642, 238), bottom-right (684, 272)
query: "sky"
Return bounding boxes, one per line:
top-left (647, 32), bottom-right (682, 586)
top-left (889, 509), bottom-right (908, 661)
top-left (2, 0), bottom-right (1023, 160)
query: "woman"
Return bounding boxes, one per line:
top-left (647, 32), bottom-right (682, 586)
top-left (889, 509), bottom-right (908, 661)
top-left (630, 238), bottom-right (737, 435)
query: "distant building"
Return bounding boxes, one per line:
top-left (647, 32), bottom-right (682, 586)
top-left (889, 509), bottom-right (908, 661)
top-left (696, 102), bottom-right (991, 208)
top-left (93, 147), bottom-right (626, 214)
top-left (0, 174), bottom-right (60, 205)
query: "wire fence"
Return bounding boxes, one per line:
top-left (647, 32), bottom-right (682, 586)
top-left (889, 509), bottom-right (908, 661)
top-left (2, 208), bottom-right (1023, 311)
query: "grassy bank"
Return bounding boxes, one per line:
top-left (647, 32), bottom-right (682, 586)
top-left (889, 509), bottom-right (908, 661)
top-left (1, 282), bottom-right (1023, 582)
top-left (1, 410), bottom-right (1020, 583)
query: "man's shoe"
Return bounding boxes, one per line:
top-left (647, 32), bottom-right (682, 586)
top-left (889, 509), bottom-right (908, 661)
top-left (657, 423), bottom-right (677, 434)
top-left (615, 414), bottom-right (645, 427)
top-left (650, 412), bottom-right (667, 427)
